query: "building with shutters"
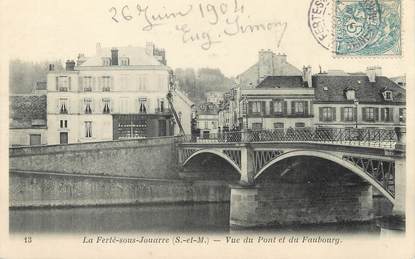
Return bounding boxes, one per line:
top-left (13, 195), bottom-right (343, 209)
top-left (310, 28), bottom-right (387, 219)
top-left (238, 67), bottom-right (315, 130)
top-left (313, 66), bottom-right (406, 129)
top-left (46, 42), bottom-right (190, 144)
top-left (195, 102), bottom-right (220, 138)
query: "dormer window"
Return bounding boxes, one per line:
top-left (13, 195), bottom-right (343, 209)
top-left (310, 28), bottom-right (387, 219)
top-left (383, 90), bottom-right (393, 101)
top-left (345, 89), bottom-right (356, 101)
top-left (120, 57), bottom-right (130, 66)
top-left (102, 58), bottom-right (111, 66)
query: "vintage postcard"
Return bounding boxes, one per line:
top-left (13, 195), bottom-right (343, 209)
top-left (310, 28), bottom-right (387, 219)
top-left (0, 0), bottom-right (414, 258)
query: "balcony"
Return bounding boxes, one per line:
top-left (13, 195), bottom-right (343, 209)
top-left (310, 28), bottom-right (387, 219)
top-left (102, 87), bottom-right (111, 92)
top-left (58, 87), bottom-right (68, 92)
top-left (84, 87), bottom-right (92, 92)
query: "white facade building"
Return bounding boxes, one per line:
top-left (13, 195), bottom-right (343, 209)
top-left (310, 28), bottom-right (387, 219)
top-left (47, 43), bottom-right (190, 144)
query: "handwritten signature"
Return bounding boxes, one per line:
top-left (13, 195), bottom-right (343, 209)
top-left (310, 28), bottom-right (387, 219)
top-left (108, 0), bottom-right (287, 51)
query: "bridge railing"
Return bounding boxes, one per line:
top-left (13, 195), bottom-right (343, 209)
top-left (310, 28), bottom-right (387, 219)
top-left (181, 127), bottom-right (398, 148)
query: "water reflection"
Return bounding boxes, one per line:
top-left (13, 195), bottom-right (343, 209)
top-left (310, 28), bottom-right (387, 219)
top-left (9, 197), bottom-right (398, 234)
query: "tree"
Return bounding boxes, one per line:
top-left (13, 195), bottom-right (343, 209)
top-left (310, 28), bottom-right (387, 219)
top-left (9, 59), bottom-right (64, 94)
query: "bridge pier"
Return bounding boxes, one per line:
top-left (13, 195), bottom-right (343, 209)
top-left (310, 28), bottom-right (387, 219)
top-left (239, 145), bottom-right (255, 186)
top-left (230, 182), bottom-right (374, 227)
top-left (392, 157), bottom-right (406, 218)
top-left (392, 127), bottom-right (406, 219)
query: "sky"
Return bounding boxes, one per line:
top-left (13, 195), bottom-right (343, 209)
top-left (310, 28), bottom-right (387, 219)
top-left (1, 0), bottom-right (411, 78)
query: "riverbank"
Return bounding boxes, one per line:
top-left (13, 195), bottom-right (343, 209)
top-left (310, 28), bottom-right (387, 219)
top-left (10, 170), bottom-right (232, 208)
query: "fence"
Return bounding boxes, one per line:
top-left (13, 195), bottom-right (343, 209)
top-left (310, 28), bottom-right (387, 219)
top-left (181, 127), bottom-right (398, 148)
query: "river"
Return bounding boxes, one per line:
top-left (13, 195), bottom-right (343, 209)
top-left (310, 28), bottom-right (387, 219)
top-left (9, 196), bottom-right (400, 234)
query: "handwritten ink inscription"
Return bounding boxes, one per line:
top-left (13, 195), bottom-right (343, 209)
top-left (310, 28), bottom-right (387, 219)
top-left (108, 0), bottom-right (287, 51)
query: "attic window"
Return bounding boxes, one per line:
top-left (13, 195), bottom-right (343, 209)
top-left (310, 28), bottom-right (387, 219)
top-left (102, 58), bottom-right (111, 66)
top-left (383, 90), bottom-right (393, 101)
top-left (120, 57), bottom-right (130, 66)
top-left (345, 89), bottom-right (356, 101)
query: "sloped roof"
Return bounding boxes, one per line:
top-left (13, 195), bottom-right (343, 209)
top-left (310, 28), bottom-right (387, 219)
top-left (80, 46), bottom-right (166, 67)
top-left (313, 75), bottom-right (406, 103)
top-left (256, 76), bottom-right (306, 88)
top-left (10, 95), bottom-right (47, 128)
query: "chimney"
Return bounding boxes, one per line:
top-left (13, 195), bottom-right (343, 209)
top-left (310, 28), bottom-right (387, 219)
top-left (111, 48), bottom-right (119, 66)
top-left (366, 66), bottom-right (382, 83)
top-left (49, 64), bottom-right (55, 71)
top-left (77, 53), bottom-right (87, 66)
top-left (258, 49), bottom-right (274, 83)
top-left (146, 42), bottom-right (155, 56)
top-left (65, 60), bottom-right (75, 71)
top-left (96, 42), bottom-right (102, 55)
top-left (302, 66), bottom-right (312, 88)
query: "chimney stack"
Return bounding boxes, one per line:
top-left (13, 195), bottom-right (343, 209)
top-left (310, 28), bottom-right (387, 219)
top-left (111, 48), bottom-right (119, 66)
top-left (65, 60), bottom-right (75, 71)
top-left (96, 42), bottom-right (102, 55)
top-left (146, 42), bottom-right (155, 56)
top-left (366, 66), bottom-right (382, 83)
top-left (302, 66), bottom-right (312, 88)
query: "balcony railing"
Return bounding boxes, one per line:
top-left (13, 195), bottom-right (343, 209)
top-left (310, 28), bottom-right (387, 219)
top-left (102, 87), bottom-right (111, 92)
top-left (181, 127), bottom-right (399, 149)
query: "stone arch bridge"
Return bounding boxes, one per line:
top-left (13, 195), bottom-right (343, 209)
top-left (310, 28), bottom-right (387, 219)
top-left (178, 128), bottom-right (406, 227)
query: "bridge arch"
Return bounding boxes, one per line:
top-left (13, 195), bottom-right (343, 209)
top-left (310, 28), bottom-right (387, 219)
top-left (182, 149), bottom-right (242, 174)
top-left (254, 150), bottom-right (394, 204)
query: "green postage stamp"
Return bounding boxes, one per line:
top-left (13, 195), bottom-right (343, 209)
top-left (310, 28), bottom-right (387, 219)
top-left (335, 0), bottom-right (401, 56)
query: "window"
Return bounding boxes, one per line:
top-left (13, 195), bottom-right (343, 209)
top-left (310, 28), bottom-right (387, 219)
top-left (292, 101), bottom-right (307, 116)
top-left (84, 98), bottom-right (93, 114)
top-left (252, 123), bottom-right (263, 130)
top-left (273, 100), bottom-right (283, 114)
top-left (383, 91), bottom-right (393, 101)
top-left (295, 122), bottom-right (305, 128)
top-left (252, 102), bottom-right (261, 113)
top-left (85, 121), bottom-right (92, 138)
top-left (60, 120), bottom-right (68, 128)
top-left (157, 98), bottom-right (165, 112)
top-left (120, 58), bottom-right (129, 66)
top-left (399, 108), bottom-right (406, 123)
top-left (56, 76), bottom-right (71, 92)
top-left (204, 121), bottom-right (209, 129)
top-left (139, 98), bottom-right (147, 114)
top-left (363, 107), bottom-right (376, 121)
top-left (102, 58), bottom-right (111, 66)
top-left (274, 122), bottom-right (284, 129)
top-left (102, 76), bottom-right (111, 92)
top-left (381, 108), bottom-right (393, 122)
top-left (102, 98), bottom-right (111, 114)
top-left (343, 107), bottom-right (354, 121)
top-left (345, 89), bottom-right (356, 100)
top-left (59, 99), bottom-right (68, 114)
top-left (29, 134), bottom-right (41, 146)
top-left (320, 107), bottom-right (335, 121)
top-left (294, 102), bottom-right (304, 114)
top-left (83, 76), bottom-right (93, 92)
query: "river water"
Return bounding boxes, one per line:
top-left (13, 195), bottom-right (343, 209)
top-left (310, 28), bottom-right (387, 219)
top-left (10, 197), bottom-right (399, 235)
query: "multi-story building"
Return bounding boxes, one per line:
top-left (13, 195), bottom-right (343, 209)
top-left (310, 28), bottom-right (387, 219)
top-left (195, 102), bottom-right (219, 138)
top-left (236, 49), bottom-right (302, 89)
top-left (47, 42), bottom-right (191, 144)
top-left (313, 66), bottom-right (406, 129)
top-left (238, 67), bottom-right (315, 130)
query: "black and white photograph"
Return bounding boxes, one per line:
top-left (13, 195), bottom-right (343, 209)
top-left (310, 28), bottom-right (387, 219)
top-left (0, 0), bottom-right (414, 258)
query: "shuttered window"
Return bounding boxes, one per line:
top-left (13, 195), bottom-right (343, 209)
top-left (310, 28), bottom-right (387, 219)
top-left (362, 107), bottom-right (378, 122)
top-left (319, 107), bottom-right (336, 121)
